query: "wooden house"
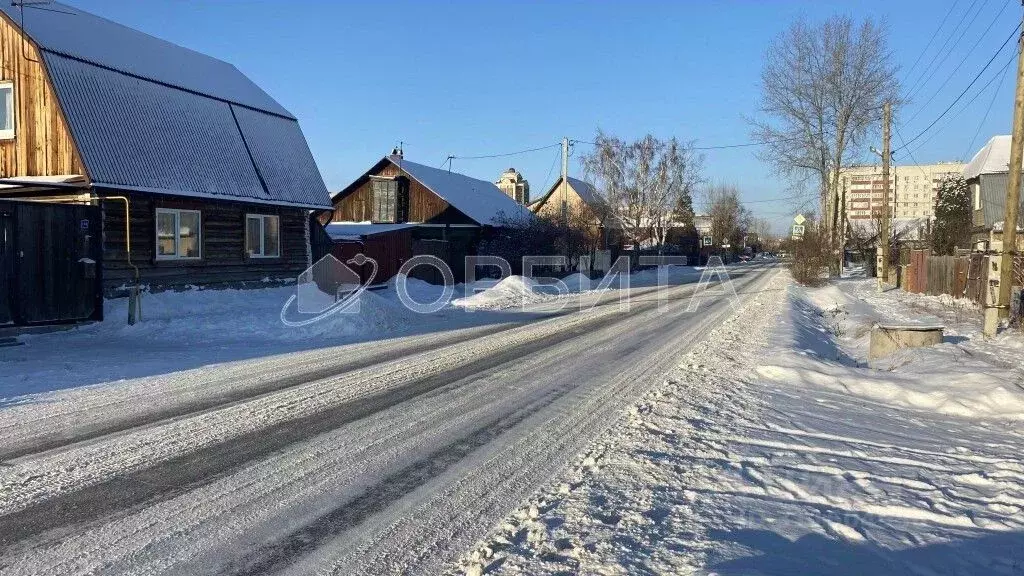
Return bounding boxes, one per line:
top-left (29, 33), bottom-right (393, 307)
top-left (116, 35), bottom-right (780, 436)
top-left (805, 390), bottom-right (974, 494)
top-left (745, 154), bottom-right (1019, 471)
top-left (0, 2), bottom-right (331, 324)
top-left (529, 176), bottom-right (622, 249)
top-left (328, 154), bottom-right (531, 281)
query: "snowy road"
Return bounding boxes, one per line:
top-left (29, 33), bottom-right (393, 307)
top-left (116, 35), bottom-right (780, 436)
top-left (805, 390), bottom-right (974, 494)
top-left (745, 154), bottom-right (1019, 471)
top-left (0, 264), bottom-right (777, 575)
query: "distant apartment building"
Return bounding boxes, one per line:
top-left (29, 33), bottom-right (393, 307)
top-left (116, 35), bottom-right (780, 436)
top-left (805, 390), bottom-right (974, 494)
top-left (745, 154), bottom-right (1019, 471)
top-left (841, 161), bottom-right (965, 220)
top-left (496, 167), bottom-right (530, 204)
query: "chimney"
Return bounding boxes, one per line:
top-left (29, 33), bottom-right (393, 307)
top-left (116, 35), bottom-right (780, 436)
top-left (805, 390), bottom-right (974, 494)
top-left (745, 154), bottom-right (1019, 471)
top-left (391, 145), bottom-right (403, 159)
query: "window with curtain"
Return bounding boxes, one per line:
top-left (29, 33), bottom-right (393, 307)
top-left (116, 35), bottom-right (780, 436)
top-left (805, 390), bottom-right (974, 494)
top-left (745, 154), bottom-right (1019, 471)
top-left (245, 214), bottom-right (280, 258)
top-left (155, 208), bottom-right (201, 260)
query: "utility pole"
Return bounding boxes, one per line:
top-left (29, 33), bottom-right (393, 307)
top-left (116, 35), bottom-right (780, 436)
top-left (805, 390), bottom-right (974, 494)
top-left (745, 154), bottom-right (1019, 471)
top-left (838, 176), bottom-right (847, 275)
top-left (879, 101), bottom-right (892, 291)
top-left (985, 8), bottom-right (1024, 336)
top-left (560, 137), bottom-right (569, 225)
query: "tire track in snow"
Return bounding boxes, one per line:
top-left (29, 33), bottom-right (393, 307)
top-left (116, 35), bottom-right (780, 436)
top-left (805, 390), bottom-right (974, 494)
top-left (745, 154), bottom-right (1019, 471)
top-left (0, 323), bottom-right (521, 462)
top-left (0, 272), bottom-right (767, 548)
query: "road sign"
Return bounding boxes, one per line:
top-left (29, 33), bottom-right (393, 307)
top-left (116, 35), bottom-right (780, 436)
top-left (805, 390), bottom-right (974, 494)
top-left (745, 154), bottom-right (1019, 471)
top-left (702, 236), bottom-right (712, 246)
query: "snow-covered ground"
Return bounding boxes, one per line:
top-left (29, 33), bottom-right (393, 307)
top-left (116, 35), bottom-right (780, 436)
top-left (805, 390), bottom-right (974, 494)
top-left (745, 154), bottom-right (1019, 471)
top-left (0, 264), bottom-right (772, 575)
top-left (0, 266), bottom-right (703, 401)
top-left (452, 273), bottom-right (1024, 575)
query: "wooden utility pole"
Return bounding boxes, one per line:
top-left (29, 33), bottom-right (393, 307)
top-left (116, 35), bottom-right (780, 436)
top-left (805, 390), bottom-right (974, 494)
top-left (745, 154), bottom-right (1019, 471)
top-left (878, 101), bottom-right (892, 290)
top-left (560, 137), bottom-right (569, 225)
top-left (985, 11), bottom-right (1024, 336)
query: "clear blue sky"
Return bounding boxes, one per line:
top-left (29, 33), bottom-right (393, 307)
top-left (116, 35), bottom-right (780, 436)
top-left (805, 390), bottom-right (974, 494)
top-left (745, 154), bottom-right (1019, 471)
top-left (68, 0), bottom-right (1020, 232)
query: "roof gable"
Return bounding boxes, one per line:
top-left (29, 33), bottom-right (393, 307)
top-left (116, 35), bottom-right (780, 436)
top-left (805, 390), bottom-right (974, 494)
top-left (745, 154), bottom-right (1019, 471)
top-left (0, 1), bottom-right (292, 117)
top-left (532, 176), bottom-right (607, 211)
top-left (6, 4), bottom-right (331, 209)
top-left (392, 157), bottom-right (531, 225)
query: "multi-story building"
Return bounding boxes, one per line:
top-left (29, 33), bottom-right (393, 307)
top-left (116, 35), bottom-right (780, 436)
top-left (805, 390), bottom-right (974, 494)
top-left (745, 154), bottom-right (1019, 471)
top-left (840, 161), bottom-right (966, 221)
top-left (496, 167), bottom-right (530, 204)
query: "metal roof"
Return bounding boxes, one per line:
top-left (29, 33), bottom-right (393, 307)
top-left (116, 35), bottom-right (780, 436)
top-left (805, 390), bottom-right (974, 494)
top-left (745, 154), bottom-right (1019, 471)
top-left (28, 28), bottom-right (331, 209)
top-left (963, 135), bottom-right (1014, 180)
top-left (391, 156), bottom-right (532, 225)
top-left (0, 1), bottom-right (292, 118)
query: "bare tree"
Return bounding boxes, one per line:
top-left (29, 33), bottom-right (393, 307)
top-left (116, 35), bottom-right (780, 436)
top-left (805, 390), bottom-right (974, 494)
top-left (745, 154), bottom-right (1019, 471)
top-left (581, 131), bottom-right (703, 249)
top-left (751, 16), bottom-right (900, 273)
top-left (704, 183), bottom-right (751, 255)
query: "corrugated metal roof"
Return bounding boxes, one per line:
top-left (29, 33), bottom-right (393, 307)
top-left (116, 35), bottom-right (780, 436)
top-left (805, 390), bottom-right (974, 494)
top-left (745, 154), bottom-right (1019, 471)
top-left (233, 105), bottom-right (330, 208)
top-left (43, 50), bottom-right (331, 209)
top-left (392, 156), bottom-right (532, 225)
top-left (0, 1), bottom-right (292, 118)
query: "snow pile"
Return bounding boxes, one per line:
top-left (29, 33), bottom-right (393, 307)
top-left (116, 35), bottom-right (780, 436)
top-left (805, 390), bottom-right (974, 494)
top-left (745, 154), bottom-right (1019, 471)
top-left (451, 275), bottom-right (550, 310)
top-left (105, 285), bottom-right (417, 343)
top-left (757, 278), bottom-right (1024, 420)
top-left (560, 272), bottom-right (591, 292)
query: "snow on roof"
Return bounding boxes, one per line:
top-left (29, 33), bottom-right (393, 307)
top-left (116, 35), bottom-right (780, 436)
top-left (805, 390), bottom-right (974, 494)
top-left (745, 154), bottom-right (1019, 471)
top-left (392, 156), bottom-right (532, 225)
top-left (963, 135), bottom-right (1013, 180)
top-left (566, 177), bottom-right (606, 206)
top-left (325, 222), bottom-right (418, 240)
top-left (536, 176), bottom-right (607, 209)
top-left (0, 1), bottom-right (292, 118)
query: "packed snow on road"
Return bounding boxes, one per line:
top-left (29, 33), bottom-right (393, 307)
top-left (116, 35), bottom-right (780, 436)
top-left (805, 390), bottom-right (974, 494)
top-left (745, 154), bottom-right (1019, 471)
top-left (2, 263), bottom-right (1022, 575)
top-left (452, 272), bottom-right (1024, 575)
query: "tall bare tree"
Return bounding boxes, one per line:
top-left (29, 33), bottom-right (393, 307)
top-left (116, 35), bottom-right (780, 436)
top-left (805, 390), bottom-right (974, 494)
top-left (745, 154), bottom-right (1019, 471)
top-left (751, 16), bottom-right (900, 272)
top-left (704, 183), bottom-right (751, 254)
top-left (581, 131), bottom-right (703, 248)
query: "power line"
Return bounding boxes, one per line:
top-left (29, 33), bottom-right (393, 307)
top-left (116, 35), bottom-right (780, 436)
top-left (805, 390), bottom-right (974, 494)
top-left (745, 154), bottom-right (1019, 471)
top-left (570, 134), bottom-right (805, 151)
top-left (446, 143), bottom-right (561, 162)
top-left (903, 0), bottom-right (961, 83)
top-left (963, 52), bottom-right (1012, 160)
top-left (898, 49), bottom-right (1016, 160)
top-left (905, 0), bottom-right (990, 104)
top-left (904, 0), bottom-right (984, 99)
top-left (904, 0), bottom-right (1007, 124)
top-left (895, 21), bottom-right (1021, 153)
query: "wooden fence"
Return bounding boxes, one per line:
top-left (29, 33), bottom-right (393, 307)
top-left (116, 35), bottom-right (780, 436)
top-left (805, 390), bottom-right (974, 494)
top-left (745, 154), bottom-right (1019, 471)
top-left (901, 250), bottom-right (989, 305)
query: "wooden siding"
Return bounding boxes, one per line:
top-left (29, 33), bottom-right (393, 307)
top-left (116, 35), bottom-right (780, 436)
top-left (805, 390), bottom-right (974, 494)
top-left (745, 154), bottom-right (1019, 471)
top-left (331, 160), bottom-right (474, 225)
top-left (331, 228), bottom-right (413, 285)
top-left (0, 14), bottom-right (86, 179)
top-left (101, 193), bottom-right (309, 293)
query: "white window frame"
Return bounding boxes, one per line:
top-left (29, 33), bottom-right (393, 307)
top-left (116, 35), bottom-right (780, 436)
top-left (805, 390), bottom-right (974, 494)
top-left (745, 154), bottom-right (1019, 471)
top-left (245, 214), bottom-right (281, 258)
top-left (155, 208), bottom-right (202, 261)
top-left (0, 81), bottom-right (14, 140)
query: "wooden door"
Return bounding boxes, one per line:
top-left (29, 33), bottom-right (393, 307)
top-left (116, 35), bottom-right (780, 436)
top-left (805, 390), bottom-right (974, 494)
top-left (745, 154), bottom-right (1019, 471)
top-left (14, 203), bottom-right (101, 324)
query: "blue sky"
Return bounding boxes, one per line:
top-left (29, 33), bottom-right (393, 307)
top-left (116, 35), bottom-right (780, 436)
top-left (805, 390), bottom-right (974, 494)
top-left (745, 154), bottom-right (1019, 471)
top-left (68, 0), bottom-right (1019, 231)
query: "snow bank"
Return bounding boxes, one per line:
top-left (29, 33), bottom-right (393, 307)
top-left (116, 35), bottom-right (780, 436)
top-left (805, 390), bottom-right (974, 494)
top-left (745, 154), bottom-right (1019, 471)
top-left (561, 272), bottom-right (592, 292)
top-left (758, 280), bottom-right (1024, 420)
top-left (100, 285), bottom-right (418, 343)
top-left (451, 275), bottom-right (550, 310)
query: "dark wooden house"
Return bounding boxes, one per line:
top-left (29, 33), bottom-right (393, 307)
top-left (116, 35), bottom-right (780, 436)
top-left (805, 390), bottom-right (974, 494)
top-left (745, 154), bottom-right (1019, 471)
top-left (0, 2), bottom-right (331, 324)
top-left (329, 154), bottom-right (531, 282)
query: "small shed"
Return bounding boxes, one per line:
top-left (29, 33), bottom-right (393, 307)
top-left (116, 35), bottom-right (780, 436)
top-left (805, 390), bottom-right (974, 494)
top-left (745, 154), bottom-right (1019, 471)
top-left (325, 223), bottom-right (416, 285)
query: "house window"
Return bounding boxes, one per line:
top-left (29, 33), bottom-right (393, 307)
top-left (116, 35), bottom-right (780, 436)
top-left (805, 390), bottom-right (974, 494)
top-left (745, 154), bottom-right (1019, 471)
top-left (156, 208), bottom-right (201, 260)
top-left (0, 82), bottom-right (13, 140)
top-left (245, 214), bottom-right (280, 258)
top-left (372, 178), bottom-right (398, 223)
